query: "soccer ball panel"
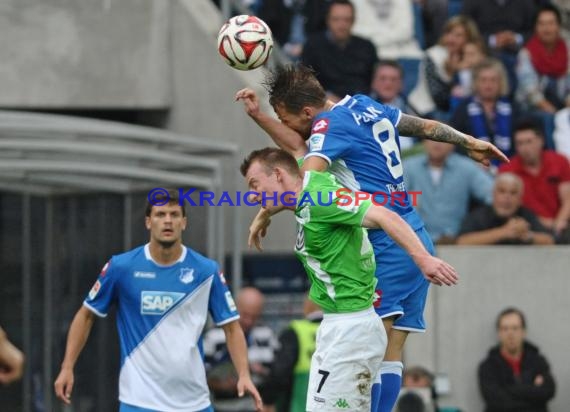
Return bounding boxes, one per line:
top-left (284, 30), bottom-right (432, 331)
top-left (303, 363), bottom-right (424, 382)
top-left (216, 15), bottom-right (274, 71)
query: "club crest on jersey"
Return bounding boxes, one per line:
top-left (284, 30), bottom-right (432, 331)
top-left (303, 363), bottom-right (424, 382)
top-left (179, 268), bottom-right (194, 284)
top-left (141, 291), bottom-right (184, 315)
top-left (312, 119), bottom-right (329, 133)
top-left (309, 134), bottom-right (325, 151)
top-left (88, 280), bottom-right (101, 300)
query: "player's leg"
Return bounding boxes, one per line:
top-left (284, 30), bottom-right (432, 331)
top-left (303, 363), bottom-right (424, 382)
top-left (376, 321), bottom-right (407, 412)
top-left (306, 309), bottom-right (386, 412)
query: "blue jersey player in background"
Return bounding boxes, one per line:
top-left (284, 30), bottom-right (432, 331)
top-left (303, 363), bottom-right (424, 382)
top-left (54, 190), bottom-right (263, 412)
top-left (236, 64), bottom-right (508, 412)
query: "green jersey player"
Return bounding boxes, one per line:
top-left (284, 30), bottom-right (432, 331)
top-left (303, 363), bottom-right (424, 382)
top-left (240, 147), bottom-right (457, 411)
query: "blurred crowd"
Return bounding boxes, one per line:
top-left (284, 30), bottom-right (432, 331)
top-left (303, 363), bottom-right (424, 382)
top-left (217, 0), bottom-right (570, 246)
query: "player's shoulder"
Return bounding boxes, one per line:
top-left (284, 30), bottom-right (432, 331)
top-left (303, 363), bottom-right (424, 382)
top-left (304, 170), bottom-right (339, 190)
top-left (107, 245), bottom-right (146, 269)
top-left (182, 246), bottom-right (219, 273)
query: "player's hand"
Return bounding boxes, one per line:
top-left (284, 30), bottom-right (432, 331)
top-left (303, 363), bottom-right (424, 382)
top-left (54, 368), bottom-right (74, 405)
top-left (249, 208), bottom-right (272, 251)
top-left (464, 136), bottom-right (509, 166)
top-left (0, 333), bottom-right (24, 385)
top-left (416, 255), bottom-right (458, 286)
top-left (235, 88), bottom-right (261, 118)
top-left (237, 375), bottom-right (263, 411)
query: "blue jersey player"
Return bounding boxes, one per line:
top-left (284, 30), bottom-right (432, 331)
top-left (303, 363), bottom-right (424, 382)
top-left (236, 64), bottom-right (508, 412)
top-left (54, 190), bottom-right (262, 412)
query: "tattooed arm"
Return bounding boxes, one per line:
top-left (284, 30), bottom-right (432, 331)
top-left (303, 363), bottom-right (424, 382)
top-left (397, 114), bottom-right (509, 166)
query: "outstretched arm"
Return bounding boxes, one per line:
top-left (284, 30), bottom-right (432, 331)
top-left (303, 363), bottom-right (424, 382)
top-left (397, 114), bottom-right (509, 166)
top-left (54, 306), bottom-right (96, 404)
top-left (222, 320), bottom-right (263, 411)
top-left (362, 204), bottom-right (458, 286)
top-left (235, 88), bottom-right (308, 159)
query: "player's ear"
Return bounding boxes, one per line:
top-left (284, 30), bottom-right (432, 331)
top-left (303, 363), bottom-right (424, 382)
top-left (145, 216), bottom-right (151, 230)
top-left (181, 216), bottom-right (188, 231)
top-left (302, 106), bottom-right (314, 120)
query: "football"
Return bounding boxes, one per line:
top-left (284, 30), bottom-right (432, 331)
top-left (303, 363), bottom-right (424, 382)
top-left (217, 15), bottom-right (273, 71)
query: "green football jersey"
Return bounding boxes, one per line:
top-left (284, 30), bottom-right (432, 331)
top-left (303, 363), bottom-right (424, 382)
top-left (294, 171), bottom-right (376, 313)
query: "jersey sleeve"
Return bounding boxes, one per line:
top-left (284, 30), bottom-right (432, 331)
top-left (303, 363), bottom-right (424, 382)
top-left (208, 264), bottom-right (240, 326)
top-left (83, 259), bottom-right (118, 317)
top-left (382, 102), bottom-right (402, 127)
top-left (304, 115), bottom-right (351, 165)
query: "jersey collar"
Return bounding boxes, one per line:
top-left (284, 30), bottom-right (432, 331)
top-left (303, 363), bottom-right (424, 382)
top-left (144, 243), bottom-right (187, 267)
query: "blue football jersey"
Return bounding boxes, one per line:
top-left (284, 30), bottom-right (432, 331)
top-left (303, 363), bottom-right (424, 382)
top-left (305, 94), bottom-right (425, 238)
top-left (83, 244), bottom-right (239, 411)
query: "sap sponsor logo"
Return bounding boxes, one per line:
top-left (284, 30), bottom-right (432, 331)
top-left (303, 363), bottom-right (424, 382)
top-left (134, 271), bottom-right (156, 279)
top-left (309, 133), bottom-right (325, 151)
top-left (179, 268), bottom-right (194, 284)
top-left (141, 291), bottom-right (185, 315)
top-left (88, 280), bottom-right (101, 300)
top-left (225, 291), bottom-right (237, 312)
top-left (312, 119), bottom-right (329, 133)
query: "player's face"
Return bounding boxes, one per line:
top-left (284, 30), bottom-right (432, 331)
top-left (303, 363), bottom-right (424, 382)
top-left (274, 104), bottom-right (313, 139)
top-left (145, 203), bottom-right (187, 247)
top-left (245, 160), bottom-right (286, 212)
top-left (493, 181), bottom-right (522, 217)
top-left (497, 313), bottom-right (526, 354)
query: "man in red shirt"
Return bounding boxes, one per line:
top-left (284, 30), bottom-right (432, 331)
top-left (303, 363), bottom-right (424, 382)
top-left (499, 121), bottom-right (570, 242)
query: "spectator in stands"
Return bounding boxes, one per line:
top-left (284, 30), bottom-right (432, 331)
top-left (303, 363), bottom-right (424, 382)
top-left (261, 296), bottom-right (323, 412)
top-left (409, 15), bottom-right (482, 119)
top-left (553, 107), bottom-right (570, 160)
top-left (516, 4), bottom-right (570, 148)
top-left (462, 0), bottom-right (537, 96)
top-left (370, 60), bottom-right (420, 150)
top-left (450, 40), bottom-right (488, 109)
top-left (395, 366), bottom-right (439, 412)
top-left (301, 0), bottom-right (378, 101)
top-left (456, 172), bottom-right (555, 245)
top-left (450, 58), bottom-right (522, 164)
top-left (478, 307), bottom-right (556, 412)
top-left (404, 139), bottom-right (494, 244)
top-left (499, 121), bottom-right (570, 243)
top-left (551, 0), bottom-right (570, 43)
top-left (351, 0), bottom-right (423, 60)
top-left (204, 287), bottom-right (278, 412)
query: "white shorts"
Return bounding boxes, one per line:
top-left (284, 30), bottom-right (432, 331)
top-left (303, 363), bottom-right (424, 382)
top-left (306, 307), bottom-right (387, 411)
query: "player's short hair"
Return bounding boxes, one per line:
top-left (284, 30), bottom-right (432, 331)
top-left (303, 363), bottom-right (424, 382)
top-left (496, 307), bottom-right (527, 330)
top-left (145, 189), bottom-right (186, 217)
top-left (240, 147), bottom-right (300, 177)
top-left (264, 64), bottom-right (327, 114)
